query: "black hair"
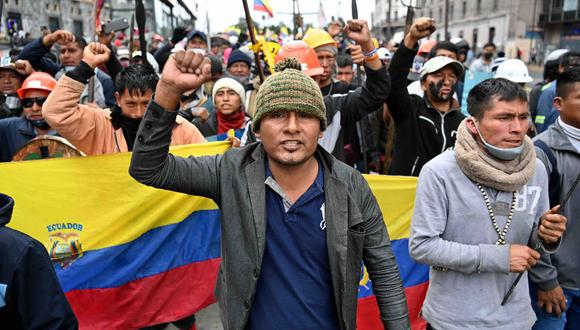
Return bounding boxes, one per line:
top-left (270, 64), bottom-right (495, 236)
top-left (74, 34), bottom-right (87, 49)
top-left (427, 41), bottom-right (458, 60)
top-left (560, 51), bottom-right (580, 69)
top-left (467, 78), bottom-right (528, 119)
top-left (544, 59), bottom-right (560, 82)
top-left (115, 64), bottom-right (159, 96)
top-left (336, 54), bottom-right (353, 68)
top-left (556, 67), bottom-right (580, 99)
top-left (497, 50), bottom-right (505, 58)
top-left (483, 42), bottom-right (496, 50)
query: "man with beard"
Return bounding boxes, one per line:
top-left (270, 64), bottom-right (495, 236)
top-left (385, 17), bottom-right (465, 176)
top-left (42, 42), bottom-right (205, 156)
top-left (470, 42), bottom-right (496, 73)
top-left (0, 72), bottom-right (58, 162)
top-left (18, 30), bottom-right (116, 107)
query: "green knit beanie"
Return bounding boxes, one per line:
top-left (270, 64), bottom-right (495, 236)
top-left (253, 57), bottom-right (326, 132)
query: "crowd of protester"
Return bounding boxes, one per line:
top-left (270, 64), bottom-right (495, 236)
top-left (0, 16), bottom-right (578, 330)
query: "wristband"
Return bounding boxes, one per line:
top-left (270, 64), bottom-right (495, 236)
top-left (364, 53), bottom-right (379, 62)
top-left (363, 47), bottom-right (378, 57)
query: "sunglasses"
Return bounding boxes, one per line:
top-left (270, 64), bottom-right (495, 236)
top-left (21, 97), bottom-right (47, 108)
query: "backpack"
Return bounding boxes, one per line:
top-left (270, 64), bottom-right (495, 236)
top-left (534, 139), bottom-right (561, 207)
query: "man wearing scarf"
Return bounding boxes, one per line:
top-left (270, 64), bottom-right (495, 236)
top-left (43, 42), bottom-right (205, 156)
top-left (192, 77), bottom-right (250, 137)
top-left (409, 78), bottom-right (567, 329)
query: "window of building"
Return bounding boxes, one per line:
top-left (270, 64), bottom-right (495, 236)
top-left (73, 20), bottom-right (83, 37)
top-left (394, 10), bottom-right (398, 21)
top-left (489, 27), bottom-right (496, 44)
top-left (459, 30), bottom-right (464, 38)
top-left (49, 17), bottom-right (60, 33)
top-left (450, 2), bottom-right (454, 20)
top-left (462, 1), bottom-right (467, 16)
top-left (476, 0), bottom-right (482, 14)
top-left (473, 28), bottom-right (478, 50)
top-left (439, 7), bottom-right (443, 21)
top-left (493, 0), bottom-right (499, 10)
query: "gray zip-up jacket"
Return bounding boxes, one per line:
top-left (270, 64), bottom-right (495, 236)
top-left (129, 101), bottom-right (410, 330)
top-left (410, 150), bottom-right (557, 330)
top-left (531, 120), bottom-right (580, 290)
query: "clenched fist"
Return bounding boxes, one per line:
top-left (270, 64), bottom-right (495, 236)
top-left (154, 50), bottom-right (212, 111)
top-left (82, 42), bottom-right (111, 70)
top-left (404, 17), bottom-right (437, 49)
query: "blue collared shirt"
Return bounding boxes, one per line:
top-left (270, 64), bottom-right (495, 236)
top-left (247, 157), bottom-right (339, 330)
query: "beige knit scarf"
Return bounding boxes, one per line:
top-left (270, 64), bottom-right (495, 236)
top-left (455, 119), bottom-right (536, 192)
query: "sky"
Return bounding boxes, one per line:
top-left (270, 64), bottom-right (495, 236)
top-left (190, 0), bottom-right (375, 34)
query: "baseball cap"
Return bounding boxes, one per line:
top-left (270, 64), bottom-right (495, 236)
top-left (420, 56), bottom-right (464, 79)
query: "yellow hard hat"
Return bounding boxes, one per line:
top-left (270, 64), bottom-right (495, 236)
top-left (303, 28), bottom-right (337, 50)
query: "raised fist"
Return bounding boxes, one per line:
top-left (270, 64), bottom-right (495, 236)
top-left (42, 30), bottom-right (75, 47)
top-left (82, 42), bottom-right (111, 70)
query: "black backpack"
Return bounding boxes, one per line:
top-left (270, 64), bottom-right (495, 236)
top-left (534, 139), bottom-right (561, 207)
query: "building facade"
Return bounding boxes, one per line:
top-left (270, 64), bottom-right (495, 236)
top-left (2, 0), bottom-right (111, 40)
top-left (539, 0), bottom-right (580, 52)
top-left (372, 0), bottom-right (544, 60)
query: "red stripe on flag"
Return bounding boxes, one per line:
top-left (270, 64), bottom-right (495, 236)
top-left (357, 281), bottom-right (429, 330)
top-left (66, 258), bottom-right (220, 329)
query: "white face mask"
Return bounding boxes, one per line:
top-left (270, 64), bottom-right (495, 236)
top-left (472, 118), bottom-right (524, 161)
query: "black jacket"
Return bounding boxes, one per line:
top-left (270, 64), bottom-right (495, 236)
top-left (0, 193), bottom-right (78, 329)
top-left (386, 44), bottom-right (465, 176)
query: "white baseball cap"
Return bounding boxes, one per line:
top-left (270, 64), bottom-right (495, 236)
top-left (420, 56), bottom-right (464, 79)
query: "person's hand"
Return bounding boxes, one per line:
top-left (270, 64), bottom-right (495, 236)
top-left (538, 206), bottom-right (567, 243)
top-left (348, 44), bottom-right (364, 65)
top-left (155, 50), bottom-right (211, 111)
top-left (344, 19), bottom-right (373, 53)
top-left (97, 23), bottom-right (115, 46)
top-left (227, 134), bottom-right (241, 148)
top-left (171, 26), bottom-right (188, 45)
top-left (404, 17), bottom-right (436, 48)
top-left (194, 107), bottom-right (210, 122)
top-left (327, 21), bottom-right (342, 37)
top-left (42, 30), bottom-right (75, 47)
top-left (509, 244), bottom-right (540, 273)
top-left (13, 60), bottom-right (35, 76)
top-left (537, 286), bottom-right (567, 317)
top-left (82, 42), bottom-right (111, 70)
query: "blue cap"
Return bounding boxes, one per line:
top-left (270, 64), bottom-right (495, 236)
top-left (187, 30), bottom-right (208, 44)
top-left (227, 50), bottom-right (252, 68)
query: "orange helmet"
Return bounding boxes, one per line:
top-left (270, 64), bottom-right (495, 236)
top-left (17, 72), bottom-right (57, 99)
top-left (418, 39), bottom-right (437, 56)
top-left (275, 41), bottom-right (323, 77)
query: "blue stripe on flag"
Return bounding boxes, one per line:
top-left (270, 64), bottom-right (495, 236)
top-left (56, 209), bottom-right (221, 292)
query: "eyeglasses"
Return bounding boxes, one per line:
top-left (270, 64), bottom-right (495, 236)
top-left (21, 97), bottom-right (47, 108)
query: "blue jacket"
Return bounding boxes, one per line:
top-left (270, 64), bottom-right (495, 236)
top-left (0, 117), bottom-right (37, 162)
top-left (0, 193), bottom-right (78, 329)
top-left (534, 81), bottom-right (557, 133)
top-left (18, 37), bottom-right (116, 107)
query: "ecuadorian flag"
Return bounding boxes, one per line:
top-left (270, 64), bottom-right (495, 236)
top-left (1, 142), bottom-right (428, 329)
top-left (253, 0), bottom-right (274, 17)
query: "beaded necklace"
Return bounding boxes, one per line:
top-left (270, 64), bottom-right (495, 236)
top-left (476, 183), bottom-right (517, 245)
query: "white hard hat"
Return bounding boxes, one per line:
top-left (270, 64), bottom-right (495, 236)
top-left (377, 47), bottom-right (391, 60)
top-left (495, 59), bottom-right (533, 83)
